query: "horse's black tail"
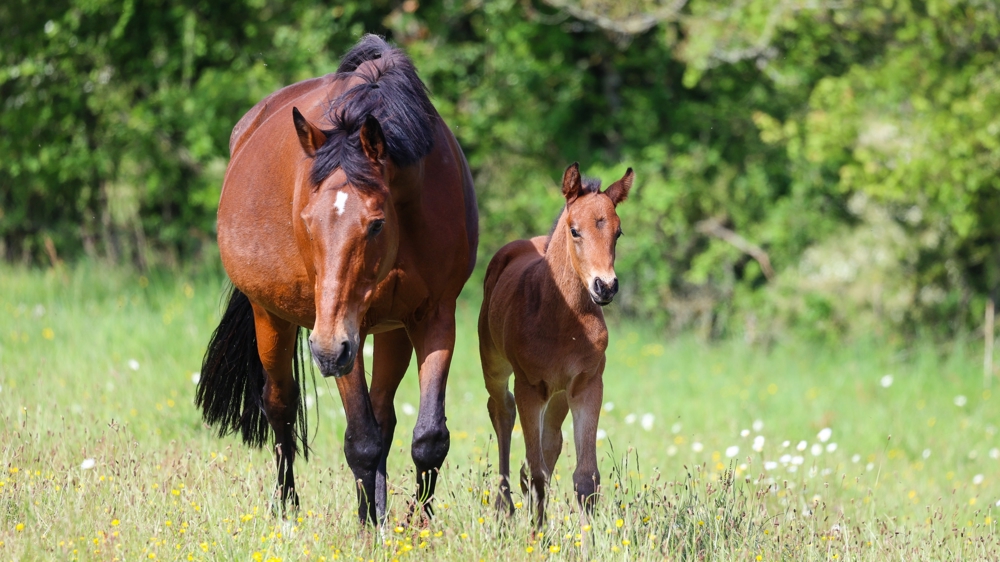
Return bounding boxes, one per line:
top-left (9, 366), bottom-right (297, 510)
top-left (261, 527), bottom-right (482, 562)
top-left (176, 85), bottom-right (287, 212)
top-left (196, 285), bottom-right (316, 457)
top-left (196, 286), bottom-right (270, 448)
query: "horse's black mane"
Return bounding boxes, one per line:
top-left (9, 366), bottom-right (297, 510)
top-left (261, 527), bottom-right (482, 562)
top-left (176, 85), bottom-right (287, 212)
top-left (310, 34), bottom-right (436, 187)
top-left (545, 177), bottom-right (602, 250)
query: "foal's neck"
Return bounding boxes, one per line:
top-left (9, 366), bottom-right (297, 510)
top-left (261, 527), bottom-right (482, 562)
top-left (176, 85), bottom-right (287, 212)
top-left (544, 208), bottom-right (595, 313)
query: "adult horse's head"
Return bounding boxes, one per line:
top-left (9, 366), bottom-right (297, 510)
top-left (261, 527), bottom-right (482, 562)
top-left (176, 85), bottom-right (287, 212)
top-left (292, 108), bottom-right (399, 377)
top-left (560, 163), bottom-right (634, 306)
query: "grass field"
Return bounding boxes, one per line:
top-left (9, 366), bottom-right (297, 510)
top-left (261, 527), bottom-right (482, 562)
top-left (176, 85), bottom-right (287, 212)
top-left (2, 263), bottom-right (1000, 560)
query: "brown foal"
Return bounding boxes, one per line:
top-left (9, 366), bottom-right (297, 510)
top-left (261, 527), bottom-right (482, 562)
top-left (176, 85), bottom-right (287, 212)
top-left (479, 162), bottom-right (633, 526)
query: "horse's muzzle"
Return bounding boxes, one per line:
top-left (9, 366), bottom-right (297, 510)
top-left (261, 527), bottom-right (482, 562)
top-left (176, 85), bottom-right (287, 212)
top-left (309, 338), bottom-right (357, 378)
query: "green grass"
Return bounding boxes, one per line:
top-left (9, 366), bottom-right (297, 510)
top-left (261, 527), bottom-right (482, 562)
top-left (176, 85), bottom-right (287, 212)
top-left (2, 263), bottom-right (1000, 560)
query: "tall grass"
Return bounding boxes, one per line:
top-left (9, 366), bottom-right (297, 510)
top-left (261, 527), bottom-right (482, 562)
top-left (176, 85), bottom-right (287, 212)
top-left (1, 263), bottom-right (999, 560)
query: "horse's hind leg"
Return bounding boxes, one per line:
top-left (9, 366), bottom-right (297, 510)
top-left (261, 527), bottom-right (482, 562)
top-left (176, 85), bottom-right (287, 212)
top-left (481, 345), bottom-right (515, 514)
top-left (251, 305), bottom-right (301, 516)
top-left (368, 328), bottom-right (413, 524)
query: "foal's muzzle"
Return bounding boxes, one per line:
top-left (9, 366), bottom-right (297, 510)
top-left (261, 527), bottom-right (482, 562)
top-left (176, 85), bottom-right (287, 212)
top-left (591, 277), bottom-right (619, 306)
top-left (308, 337), bottom-right (357, 378)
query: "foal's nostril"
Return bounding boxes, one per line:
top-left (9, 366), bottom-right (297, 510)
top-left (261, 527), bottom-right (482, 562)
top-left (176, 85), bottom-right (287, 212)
top-left (610, 278), bottom-right (619, 295)
top-left (593, 278), bottom-right (606, 295)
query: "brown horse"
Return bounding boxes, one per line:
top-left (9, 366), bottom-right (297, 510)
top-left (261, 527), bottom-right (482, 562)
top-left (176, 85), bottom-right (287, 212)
top-left (196, 35), bottom-right (478, 525)
top-left (479, 163), bottom-right (632, 527)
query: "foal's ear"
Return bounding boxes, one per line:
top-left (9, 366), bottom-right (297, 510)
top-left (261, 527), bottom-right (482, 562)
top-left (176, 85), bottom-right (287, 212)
top-left (360, 114), bottom-right (388, 167)
top-left (604, 167), bottom-right (634, 206)
top-left (292, 107), bottom-right (327, 157)
top-left (561, 162), bottom-right (583, 205)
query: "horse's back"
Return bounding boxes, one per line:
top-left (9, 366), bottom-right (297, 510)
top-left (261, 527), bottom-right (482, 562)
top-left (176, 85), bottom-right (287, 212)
top-left (229, 75), bottom-right (333, 159)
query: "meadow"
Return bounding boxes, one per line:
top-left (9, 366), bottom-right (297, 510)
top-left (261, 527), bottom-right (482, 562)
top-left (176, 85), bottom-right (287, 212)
top-left (2, 263), bottom-right (1000, 561)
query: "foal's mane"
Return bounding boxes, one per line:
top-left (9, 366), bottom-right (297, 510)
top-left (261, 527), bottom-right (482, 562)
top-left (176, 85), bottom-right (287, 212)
top-left (310, 35), bottom-right (436, 187)
top-left (545, 177), bottom-right (602, 251)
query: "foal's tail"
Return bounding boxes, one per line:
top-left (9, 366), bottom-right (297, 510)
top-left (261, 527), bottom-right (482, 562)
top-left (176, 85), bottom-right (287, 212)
top-left (196, 286), bottom-right (271, 449)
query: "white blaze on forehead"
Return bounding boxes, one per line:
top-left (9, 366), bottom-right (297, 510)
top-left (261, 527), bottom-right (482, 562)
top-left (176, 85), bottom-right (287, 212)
top-left (333, 191), bottom-right (349, 216)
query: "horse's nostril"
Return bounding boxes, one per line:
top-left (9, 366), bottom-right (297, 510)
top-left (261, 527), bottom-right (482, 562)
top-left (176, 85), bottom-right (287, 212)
top-left (610, 278), bottom-right (619, 294)
top-left (335, 340), bottom-right (353, 368)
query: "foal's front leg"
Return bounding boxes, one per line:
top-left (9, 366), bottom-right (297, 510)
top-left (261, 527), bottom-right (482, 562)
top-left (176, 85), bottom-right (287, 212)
top-left (568, 363), bottom-right (605, 511)
top-left (515, 375), bottom-right (549, 528)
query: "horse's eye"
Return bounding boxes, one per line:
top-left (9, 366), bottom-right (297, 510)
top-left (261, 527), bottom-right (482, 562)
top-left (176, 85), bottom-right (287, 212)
top-left (369, 219), bottom-right (385, 236)
top-left (570, 227), bottom-right (581, 239)
top-left (616, 229), bottom-right (623, 239)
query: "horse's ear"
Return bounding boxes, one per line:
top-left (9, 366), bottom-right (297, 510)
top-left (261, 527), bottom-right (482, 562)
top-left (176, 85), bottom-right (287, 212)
top-left (359, 114), bottom-right (388, 167)
top-left (292, 107), bottom-right (327, 157)
top-left (561, 162), bottom-right (582, 205)
top-left (605, 167), bottom-right (634, 206)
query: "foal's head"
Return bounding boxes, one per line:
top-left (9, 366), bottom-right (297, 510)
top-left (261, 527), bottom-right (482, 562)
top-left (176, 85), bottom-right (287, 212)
top-left (558, 162), bottom-right (634, 306)
top-left (292, 108), bottom-right (400, 377)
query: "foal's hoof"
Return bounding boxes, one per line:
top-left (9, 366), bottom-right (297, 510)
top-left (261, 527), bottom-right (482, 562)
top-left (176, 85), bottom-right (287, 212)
top-left (494, 490), bottom-right (515, 517)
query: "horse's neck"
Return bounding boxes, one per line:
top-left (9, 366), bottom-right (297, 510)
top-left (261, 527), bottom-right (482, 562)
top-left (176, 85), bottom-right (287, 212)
top-left (388, 158), bottom-right (425, 205)
top-left (544, 212), bottom-right (595, 314)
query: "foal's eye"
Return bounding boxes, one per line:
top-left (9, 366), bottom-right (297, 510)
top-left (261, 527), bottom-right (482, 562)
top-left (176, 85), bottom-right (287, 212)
top-left (570, 227), bottom-right (581, 239)
top-left (369, 219), bottom-right (385, 236)
top-left (616, 229), bottom-right (624, 239)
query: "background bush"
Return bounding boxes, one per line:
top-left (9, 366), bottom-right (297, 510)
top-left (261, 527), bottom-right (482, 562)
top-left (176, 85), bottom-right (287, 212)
top-left (2, 0), bottom-right (999, 339)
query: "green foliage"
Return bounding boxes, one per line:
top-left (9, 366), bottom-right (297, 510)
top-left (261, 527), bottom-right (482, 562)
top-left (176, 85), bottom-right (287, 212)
top-left (2, 0), bottom-right (999, 338)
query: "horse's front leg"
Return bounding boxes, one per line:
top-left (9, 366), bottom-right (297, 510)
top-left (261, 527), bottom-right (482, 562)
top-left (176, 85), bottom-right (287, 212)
top-left (407, 304), bottom-right (458, 518)
top-left (369, 328), bottom-right (413, 523)
top-left (251, 305), bottom-right (301, 516)
top-left (333, 337), bottom-right (383, 525)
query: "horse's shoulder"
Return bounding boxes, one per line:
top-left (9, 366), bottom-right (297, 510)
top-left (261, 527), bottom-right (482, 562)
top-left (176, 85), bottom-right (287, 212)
top-left (229, 74), bottom-right (336, 157)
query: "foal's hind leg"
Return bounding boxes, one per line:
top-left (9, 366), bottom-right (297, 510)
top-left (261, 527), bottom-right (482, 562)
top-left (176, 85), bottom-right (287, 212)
top-left (251, 305), bottom-right (301, 516)
top-left (368, 328), bottom-right (413, 524)
top-left (481, 346), bottom-right (516, 514)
